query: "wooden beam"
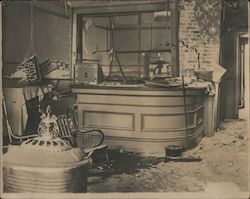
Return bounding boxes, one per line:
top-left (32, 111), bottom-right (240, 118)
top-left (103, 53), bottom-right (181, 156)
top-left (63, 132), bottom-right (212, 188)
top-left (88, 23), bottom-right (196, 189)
top-left (0, 2), bottom-right (2, 79)
top-left (138, 13), bottom-right (141, 78)
top-left (71, 1), bottom-right (168, 9)
top-left (71, 13), bottom-right (77, 79)
top-left (0, 2), bottom-right (3, 182)
top-left (76, 14), bottom-right (83, 61)
top-left (93, 24), bottom-right (172, 31)
top-left (74, 2), bottom-right (169, 15)
top-left (170, 0), bottom-right (179, 77)
top-left (115, 49), bottom-right (171, 54)
top-left (33, 1), bottom-right (70, 19)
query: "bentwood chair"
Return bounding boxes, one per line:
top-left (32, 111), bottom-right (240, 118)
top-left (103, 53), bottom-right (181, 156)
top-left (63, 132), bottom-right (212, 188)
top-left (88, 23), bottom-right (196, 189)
top-left (56, 110), bottom-right (111, 168)
top-left (2, 97), bottom-right (37, 145)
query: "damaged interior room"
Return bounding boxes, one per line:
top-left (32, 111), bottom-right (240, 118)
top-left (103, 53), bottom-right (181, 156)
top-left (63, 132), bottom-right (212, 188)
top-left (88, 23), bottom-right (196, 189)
top-left (1, 0), bottom-right (249, 196)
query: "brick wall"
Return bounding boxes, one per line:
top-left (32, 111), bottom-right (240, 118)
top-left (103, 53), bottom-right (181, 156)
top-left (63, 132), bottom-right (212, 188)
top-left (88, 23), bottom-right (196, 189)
top-left (179, 0), bottom-right (221, 74)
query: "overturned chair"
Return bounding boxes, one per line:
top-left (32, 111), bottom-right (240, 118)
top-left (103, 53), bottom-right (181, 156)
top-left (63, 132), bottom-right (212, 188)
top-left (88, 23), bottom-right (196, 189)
top-left (57, 110), bottom-right (111, 169)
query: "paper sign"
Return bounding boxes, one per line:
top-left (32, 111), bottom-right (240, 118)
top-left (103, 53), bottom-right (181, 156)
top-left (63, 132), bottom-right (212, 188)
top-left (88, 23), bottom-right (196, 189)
top-left (212, 64), bottom-right (227, 83)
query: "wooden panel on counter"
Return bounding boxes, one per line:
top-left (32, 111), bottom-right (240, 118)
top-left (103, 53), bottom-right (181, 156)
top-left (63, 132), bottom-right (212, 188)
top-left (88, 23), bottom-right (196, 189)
top-left (83, 111), bottom-right (135, 131)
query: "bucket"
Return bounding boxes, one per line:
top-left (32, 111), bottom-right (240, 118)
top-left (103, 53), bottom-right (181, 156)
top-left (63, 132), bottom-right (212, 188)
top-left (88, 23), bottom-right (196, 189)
top-left (165, 145), bottom-right (185, 159)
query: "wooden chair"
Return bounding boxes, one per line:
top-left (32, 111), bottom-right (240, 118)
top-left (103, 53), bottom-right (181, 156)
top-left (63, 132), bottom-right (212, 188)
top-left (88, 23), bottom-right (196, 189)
top-left (2, 97), bottom-right (37, 145)
top-left (56, 110), bottom-right (111, 169)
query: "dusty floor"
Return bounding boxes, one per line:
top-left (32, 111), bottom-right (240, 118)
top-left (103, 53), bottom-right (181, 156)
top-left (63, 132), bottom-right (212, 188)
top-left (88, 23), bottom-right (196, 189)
top-left (87, 119), bottom-right (248, 193)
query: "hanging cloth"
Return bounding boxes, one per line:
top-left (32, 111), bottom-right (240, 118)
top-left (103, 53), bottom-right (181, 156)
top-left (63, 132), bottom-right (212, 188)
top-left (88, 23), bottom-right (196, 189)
top-left (25, 1), bottom-right (35, 59)
top-left (23, 86), bottom-right (44, 135)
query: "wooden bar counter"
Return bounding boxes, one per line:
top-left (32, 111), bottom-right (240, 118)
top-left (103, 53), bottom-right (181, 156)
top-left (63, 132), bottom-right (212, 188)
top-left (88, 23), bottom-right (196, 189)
top-left (71, 84), bottom-right (207, 155)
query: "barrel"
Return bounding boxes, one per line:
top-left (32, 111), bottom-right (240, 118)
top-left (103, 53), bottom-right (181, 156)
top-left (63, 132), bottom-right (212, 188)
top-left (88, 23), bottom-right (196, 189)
top-left (3, 144), bottom-right (90, 193)
top-left (4, 160), bottom-right (89, 193)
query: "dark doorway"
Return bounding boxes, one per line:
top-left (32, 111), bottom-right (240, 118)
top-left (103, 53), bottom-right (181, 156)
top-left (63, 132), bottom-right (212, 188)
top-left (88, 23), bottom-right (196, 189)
top-left (219, 1), bottom-right (248, 120)
top-left (237, 34), bottom-right (248, 120)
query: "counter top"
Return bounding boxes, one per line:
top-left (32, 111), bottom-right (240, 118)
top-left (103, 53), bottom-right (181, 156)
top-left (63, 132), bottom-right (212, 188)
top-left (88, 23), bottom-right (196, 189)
top-left (70, 83), bottom-right (207, 92)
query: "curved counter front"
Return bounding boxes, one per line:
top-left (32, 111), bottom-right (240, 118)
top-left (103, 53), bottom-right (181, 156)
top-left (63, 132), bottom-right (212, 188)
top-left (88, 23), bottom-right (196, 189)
top-left (71, 84), bottom-right (207, 155)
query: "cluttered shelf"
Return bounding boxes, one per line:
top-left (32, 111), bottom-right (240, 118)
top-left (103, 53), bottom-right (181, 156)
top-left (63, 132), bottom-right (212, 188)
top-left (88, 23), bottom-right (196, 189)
top-left (70, 82), bottom-right (208, 91)
top-left (3, 56), bottom-right (72, 87)
top-left (70, 77), bottom-right (209, 92)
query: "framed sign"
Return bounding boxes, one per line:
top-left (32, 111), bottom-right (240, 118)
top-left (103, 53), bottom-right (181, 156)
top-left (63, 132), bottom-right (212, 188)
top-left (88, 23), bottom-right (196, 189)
top-left (74, 61), bottom-right (102, 84)
top-left (19, 56), bottom-right (42, 85)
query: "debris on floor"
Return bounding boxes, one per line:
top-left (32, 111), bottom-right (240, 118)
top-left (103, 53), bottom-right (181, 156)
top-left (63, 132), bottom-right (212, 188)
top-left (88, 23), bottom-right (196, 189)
top-left (87, 119), bottom-right (248, 192)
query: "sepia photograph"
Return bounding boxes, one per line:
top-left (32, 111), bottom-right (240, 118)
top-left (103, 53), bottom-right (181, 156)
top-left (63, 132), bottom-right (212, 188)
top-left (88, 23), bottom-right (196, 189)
top-left (0, 0), bottom-right (249, 198)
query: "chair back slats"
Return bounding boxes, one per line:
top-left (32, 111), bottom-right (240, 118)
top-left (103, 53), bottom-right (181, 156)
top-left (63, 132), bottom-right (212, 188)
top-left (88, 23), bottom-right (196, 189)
top-left (87, 134), bottom-right (92, 145)
top-left (2, 98), bottom-right (14, 143)
top-left (67, 110), bottom-right (78, 130)
top-left (63, 116), bottom-right (71, 136)
top-left (76, 130), bottom-right (104, 149)
top-left (77, 133), bottom-right (93, 148)
top-left (57, 115), bottom-right (64, 137)
top-left (64, 115), bottom-right (69, 135)
top-left (87, 133), bottom-right (93, 147)
top-left (57, 114), bottom-right (71, 138)
top-left (56, 110), bottom-right (105, 148)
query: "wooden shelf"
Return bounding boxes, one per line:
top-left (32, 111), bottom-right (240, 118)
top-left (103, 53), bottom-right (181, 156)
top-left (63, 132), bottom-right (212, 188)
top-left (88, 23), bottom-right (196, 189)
top-left (94, 22), bottom-right (171, 31)
top-left (115, 49), bottom-right (171, 54)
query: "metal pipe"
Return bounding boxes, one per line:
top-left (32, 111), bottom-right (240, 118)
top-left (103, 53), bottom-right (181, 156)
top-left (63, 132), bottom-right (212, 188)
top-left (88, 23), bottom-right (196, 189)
top-left (181, 75), bottom-right (189, 150)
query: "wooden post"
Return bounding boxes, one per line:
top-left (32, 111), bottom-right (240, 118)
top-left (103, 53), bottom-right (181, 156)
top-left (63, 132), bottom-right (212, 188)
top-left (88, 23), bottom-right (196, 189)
top-left (71, 13), bottom-right (77, 78)
top-left (144, 52), bottom-right (150, 78)
top-left (138, 13), bottom-right (141, 78)
top-left (213, 82), bottom-right (220, 132)
top-left (72, 13), bottom-right (83, 79)
top-left (170, 0), bottom-right (179, 77)
top-left (76, 14), bottom-right (83, 62)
